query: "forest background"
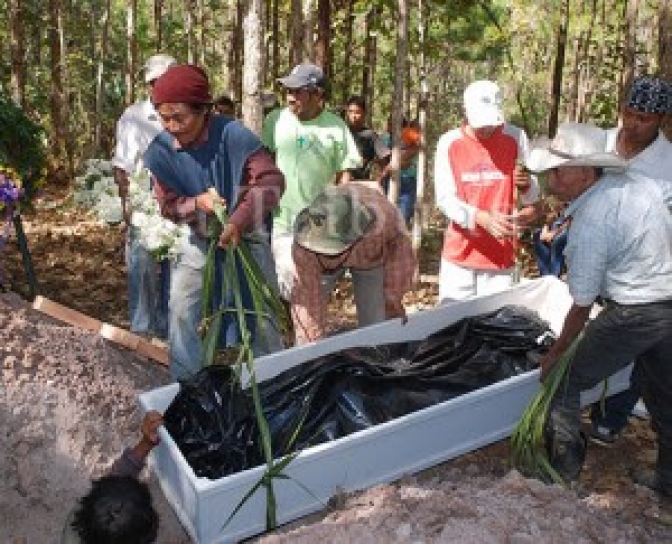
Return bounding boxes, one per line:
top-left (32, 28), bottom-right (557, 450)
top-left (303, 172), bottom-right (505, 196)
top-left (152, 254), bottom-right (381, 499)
top-left (3, 0), bottom-right (672, 200)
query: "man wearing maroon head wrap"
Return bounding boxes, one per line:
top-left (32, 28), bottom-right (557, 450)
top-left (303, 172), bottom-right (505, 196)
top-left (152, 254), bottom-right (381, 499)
top-left (143, 64), bottom-right (286, 381)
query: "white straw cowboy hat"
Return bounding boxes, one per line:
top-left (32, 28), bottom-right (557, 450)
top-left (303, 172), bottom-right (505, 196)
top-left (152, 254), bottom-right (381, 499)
top-left (294, 187), bottom-right (375, 256)
top-left (526, 122), bottom-right (627, 173)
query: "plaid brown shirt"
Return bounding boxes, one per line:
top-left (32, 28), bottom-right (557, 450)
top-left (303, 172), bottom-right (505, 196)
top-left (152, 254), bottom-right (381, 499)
top-left (291, 184), bottom-right (416, 344)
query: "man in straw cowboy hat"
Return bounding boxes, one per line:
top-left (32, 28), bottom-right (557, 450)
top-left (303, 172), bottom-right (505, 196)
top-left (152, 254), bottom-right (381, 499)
top-left (529, 122), bottom-right (672, 522)
top-left (290, 183), bottom-right (415, 345)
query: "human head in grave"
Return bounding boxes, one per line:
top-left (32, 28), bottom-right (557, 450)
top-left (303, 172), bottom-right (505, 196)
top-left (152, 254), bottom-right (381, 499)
top-left (64, 411), bottom-right (164, 543)
top-left (69, 476), bottom-right (158, 544)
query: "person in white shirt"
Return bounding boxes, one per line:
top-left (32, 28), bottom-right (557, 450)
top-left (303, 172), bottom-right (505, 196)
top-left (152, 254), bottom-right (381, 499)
top-left (433, 80), bottom-right (540, 303)
top-left (529, 124), bottom-right (672, 522)
top-left (111, 54), bottom-right (176, 339)
top-left (589, 76), bottom-right (672, 446)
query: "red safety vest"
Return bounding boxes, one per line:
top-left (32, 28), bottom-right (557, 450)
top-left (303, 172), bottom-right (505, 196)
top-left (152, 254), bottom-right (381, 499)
top-left (442, 125), bottom-right (520, 270)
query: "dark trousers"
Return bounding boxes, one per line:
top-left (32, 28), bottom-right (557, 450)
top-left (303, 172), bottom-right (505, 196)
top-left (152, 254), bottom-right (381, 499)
top-left (550, 300), bottom-right (672, 479)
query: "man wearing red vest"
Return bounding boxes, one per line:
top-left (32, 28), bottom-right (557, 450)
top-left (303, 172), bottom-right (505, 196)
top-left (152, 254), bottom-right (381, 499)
top-left (433, 80), bottom-right (540, 302)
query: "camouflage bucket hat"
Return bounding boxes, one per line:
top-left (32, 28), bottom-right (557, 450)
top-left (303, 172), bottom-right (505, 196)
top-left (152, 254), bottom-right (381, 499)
top-left (294, 187), bottom-right (375, 256)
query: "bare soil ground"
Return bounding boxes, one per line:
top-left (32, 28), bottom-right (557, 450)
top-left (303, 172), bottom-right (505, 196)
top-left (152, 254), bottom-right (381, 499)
top-left (1, 187), bottom-right (671, 543)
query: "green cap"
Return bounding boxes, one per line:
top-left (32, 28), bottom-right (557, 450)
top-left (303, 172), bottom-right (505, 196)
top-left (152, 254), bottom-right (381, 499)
top-left (294, 187), bottom-right (375, 255)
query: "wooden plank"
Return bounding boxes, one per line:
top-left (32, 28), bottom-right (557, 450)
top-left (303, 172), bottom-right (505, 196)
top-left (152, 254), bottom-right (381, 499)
top-left (32, 296), bottom-right (169, 367)
top-left (33, 296), bottom-right (102, 333)
top-left (137, 339), bottom-right (170, 367)
top-left (100, 323), bottom-right (141, 351)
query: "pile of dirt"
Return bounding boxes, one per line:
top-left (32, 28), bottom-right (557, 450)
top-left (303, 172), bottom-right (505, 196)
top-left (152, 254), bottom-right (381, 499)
top-left (263, 460), bottom-right (672, 543)
top-left (0, 292), bottom-right (188, 542)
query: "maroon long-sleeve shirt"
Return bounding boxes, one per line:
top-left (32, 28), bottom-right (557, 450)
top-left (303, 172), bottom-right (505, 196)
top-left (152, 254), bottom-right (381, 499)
top-left (153, 146), bottom-right (285, 234)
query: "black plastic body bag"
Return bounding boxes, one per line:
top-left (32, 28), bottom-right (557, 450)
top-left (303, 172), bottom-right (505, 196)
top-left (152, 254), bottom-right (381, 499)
top-left (163, 305), bottom-right (554, 479)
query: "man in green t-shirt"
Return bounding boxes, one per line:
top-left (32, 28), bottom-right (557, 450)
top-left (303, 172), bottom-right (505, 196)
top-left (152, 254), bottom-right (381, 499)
top-left (263, 63), bottom-right (361, 299)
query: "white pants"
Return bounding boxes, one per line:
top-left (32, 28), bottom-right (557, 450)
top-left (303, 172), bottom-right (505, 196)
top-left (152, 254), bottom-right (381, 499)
top-left (271, 229), bottom-right (296, 300)
top-left (438, 258), bottom-right (513, 304)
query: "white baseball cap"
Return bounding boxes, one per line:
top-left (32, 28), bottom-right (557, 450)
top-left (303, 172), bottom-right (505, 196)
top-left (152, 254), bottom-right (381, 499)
top-left (143, 54), bottom-right (177, 84)
top-left (463, 80), bottom-right (505, 129)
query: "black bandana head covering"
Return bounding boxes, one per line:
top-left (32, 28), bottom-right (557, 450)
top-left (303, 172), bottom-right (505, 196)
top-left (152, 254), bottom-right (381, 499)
top-left (626, 76), bottom-right (672, 114)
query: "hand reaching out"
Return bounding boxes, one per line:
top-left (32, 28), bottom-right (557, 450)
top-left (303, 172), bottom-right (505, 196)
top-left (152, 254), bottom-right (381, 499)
top-left (140, 410), bottom-right (164, 447)
top-left (195, 190), bottom-right (226, 215)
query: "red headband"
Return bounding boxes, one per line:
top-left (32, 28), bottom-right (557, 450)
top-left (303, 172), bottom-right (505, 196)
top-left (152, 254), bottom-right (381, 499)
top-left (151, 64), bottom-right (212, 105)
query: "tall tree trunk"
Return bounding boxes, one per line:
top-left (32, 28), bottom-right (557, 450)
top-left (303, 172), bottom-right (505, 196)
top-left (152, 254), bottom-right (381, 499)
top-left (290, 0), bottom-right (304, 66)
top-left (242, 0), bottom-right (265, 134)
top-left (579, 0), bottom-right (599, 121)
top-left (231, 0), bottom-right (245, 104)
top-left (362, 7), bottom-right (376, 110)
top-left (125, 0), bottom-right (138, 105)
top-left (659, 0), bottom-right (672, 139)
top-left (659, 0), bottom-right (672, 78)
top-left (48, 0), bottom-right (70, 180)
top-left (8, 0), bottom-right (27, 108)
top-left (387, 0), bottom-right (409, 207)
top-left (548, 0), bottom-right (569, 137)
top-left (412, 0), bottom-right (429, 257)
top-left (197, 0), bottom-right (206, 66)
top-left (303, 0), bottom-right (315, 61)
top-left (94, 0), bottom-right (112, 152)
top-left (220, 0), bottom-right (235, 96)
top-left (581, 0), bottom-right (607, 122)
top-left (155, 0), bottom-right (164, 51)
top-left (270, 0), bottom-right (280, 83)
top-left (620, 0), bottom-right (639, 107)
top-left (340, 0), bottom-right (355, 105)
top-left (226, 0), bottom-right (245, 103)
top-left (315, 0), bottom-right (331, 78)
top-left (567, 33), bottom-right (583, 121)
top-left (184, 0), bottom-right (196, 63)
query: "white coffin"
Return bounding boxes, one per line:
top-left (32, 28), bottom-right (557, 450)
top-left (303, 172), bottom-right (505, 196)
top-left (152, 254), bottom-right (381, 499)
top-left (139, 276), bottom-right (632, 543)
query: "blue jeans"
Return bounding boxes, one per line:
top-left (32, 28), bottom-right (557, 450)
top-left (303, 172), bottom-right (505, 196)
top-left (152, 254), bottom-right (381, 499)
top-left (126, 226), bottom-right (168, 338)
top-left (383, 175), bottom-right (417, 224)
top-left (549, 300), bottom-right (672, 459)
top-left (169, 232), bottom-right (284, 381)
top-left (532, 226), bottom-right (567, 277)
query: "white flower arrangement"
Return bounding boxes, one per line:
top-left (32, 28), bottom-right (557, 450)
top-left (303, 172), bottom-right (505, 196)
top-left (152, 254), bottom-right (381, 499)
top-left (74, 160), bottom-right (186, 261)
top-left (73, 159), bottom-right (117, 210)
top-left (128, 170), bottom-right (188, 261)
